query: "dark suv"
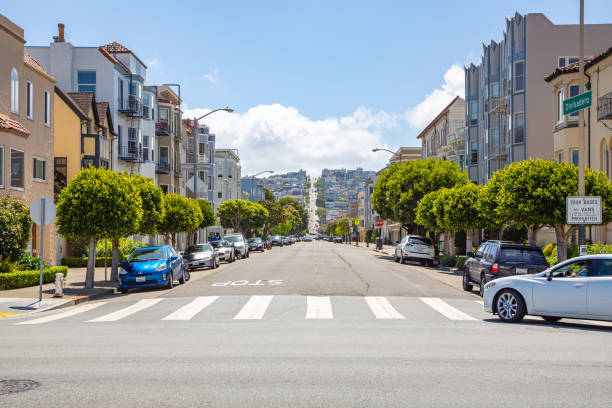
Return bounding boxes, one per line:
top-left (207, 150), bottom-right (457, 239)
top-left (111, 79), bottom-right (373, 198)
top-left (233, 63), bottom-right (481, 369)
top-left (463, 240), bottom-right (549, 296)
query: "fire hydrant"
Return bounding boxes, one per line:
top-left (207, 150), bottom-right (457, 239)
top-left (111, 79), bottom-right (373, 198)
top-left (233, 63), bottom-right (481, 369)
top-left (53, 273), bottom-right (65, 297)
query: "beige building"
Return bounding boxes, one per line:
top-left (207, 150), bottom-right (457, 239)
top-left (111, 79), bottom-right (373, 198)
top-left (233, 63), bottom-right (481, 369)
top-left (417, 96), bottom-right (466, 170)
top-left (155, 85), bottom-right (184, 195)
top-left (0, 14), bottom-right (57, 264)
top-left (546, 45), bottom-right (612, 244)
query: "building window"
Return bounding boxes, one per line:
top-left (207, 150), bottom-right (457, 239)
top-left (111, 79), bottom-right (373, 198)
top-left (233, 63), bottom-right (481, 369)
top-left (470, 101), bottom-right (478, 125)
top-left (33, 157), bottom-right (46, 181)
top-left (159, 146), bottom-right (169, 167)
top-left (470, 142), bottom-right (478, 165)
top-left (514, 61), bottom-right (525, 92)
top-left (218, 192), bottom-right (222, 199)
top-left (160, 184), bottom-right (169, 194)
top-left (569, 85), bottom-right (579, 119)
top-left (11, 67), bottom-right (19, 113)
top-left (44, 91), bottom-right (50, 125)
top-left (491, 83), bottom-right (499, 98)
top-left (199, 143), bottom-right (205, 155)
top-left (514, 113), bottom-right (524, 143)
top-left (557, 151), bottom-right (564, 163)
top-left (54, 157), bottom-right (67, 200)
top-left (10, 148), bottom-right (24, 189)
top-left (208, 176), bottom-right (212, 190)
top-left (143, 136), bottom-right (150, 162)
top-left (557, 88), bottom-right (565, 123)
top-left (571, 149), bottom-right (579, 167)
top-left (26, 81), bottom-right (33, 119)
top-left (77, 71), bottom-right (96, 94)
top-left (0, 146), bottom-right (3, 188)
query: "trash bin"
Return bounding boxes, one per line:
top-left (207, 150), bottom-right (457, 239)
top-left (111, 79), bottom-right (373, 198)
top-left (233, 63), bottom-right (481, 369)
top-left (375, 237), bottom-right (383, 250)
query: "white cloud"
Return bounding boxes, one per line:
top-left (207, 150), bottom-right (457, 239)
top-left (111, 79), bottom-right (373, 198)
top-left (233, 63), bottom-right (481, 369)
top-left (202, 68), bottom-right (220, 84)
top-left (182, 104), bottom-right (397, 176)
top-left (404, 64), bottom-right (465, 129)
top-left (144, 57), bottom-right (160, 68)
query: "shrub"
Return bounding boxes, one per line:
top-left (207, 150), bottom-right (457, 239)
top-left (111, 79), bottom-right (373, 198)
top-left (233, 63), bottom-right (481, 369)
top-left (96, 238), bottom-right (146, 257)
top-left (456, 256), bottom-right (467, 270)
top-left (543, 243), bottom-right (556, 257)
top-left (588, 242), bottom-right (612, 254)
top-left (0, 195), bottom-right (32, 261)
top-left (0, 258), bottom-right (15, 274)
top-left (15, 253), bottom-right (49, 271)
top-left (439, 255), bottom-right (456, 267)
top-left (61, 257), bottom-right (123, 268)
top-left (0, 266), bottom-right (68, 290)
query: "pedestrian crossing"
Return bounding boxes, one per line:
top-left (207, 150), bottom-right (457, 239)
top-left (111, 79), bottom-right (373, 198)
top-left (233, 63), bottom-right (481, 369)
top-left (14, 295), bottom-right (489, 325)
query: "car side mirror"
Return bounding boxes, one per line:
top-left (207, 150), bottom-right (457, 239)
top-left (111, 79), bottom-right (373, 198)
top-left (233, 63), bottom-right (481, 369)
top-left (120, 259), bottom-right (128, 267)
top-left (467, 252), bottom-right (474, 258)
top-left (170, 255), bottom-right (178, 261)
top-left (546, 271), bottom-right (553, 281)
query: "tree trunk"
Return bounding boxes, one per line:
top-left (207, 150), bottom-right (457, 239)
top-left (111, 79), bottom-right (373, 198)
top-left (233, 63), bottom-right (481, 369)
top-left (448, 231), bottom-right (455, 256)
top-left (554, 225), bottom-right (569, 263)
top-left (110, 238), bottom-right (120, 282)
top-left (85, 237), bottom-right (97, 289)
top-left (527, 225), bottom-right (537, 246)
top-left (466, 230), bottom-right (473, 256)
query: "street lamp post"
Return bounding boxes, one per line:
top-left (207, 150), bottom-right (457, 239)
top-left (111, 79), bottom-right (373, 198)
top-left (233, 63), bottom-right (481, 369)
top-left (372, 147), bottom-right (403, 163)
top-left (249, 170), bottom-right (274, 202)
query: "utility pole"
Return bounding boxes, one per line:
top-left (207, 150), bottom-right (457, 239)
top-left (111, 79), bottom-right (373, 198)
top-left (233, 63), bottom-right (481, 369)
top-left (578, 0), bottom-right (586, 251)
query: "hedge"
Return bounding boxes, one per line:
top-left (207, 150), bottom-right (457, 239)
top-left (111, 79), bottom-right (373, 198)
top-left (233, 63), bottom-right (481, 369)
top-left (439, 255), bottom-right (456, 267)
top-left (0, 266), bottom-right (69, 290)
top-left (455, 256), bottom-right (467, 271)
top-left (61, 257), bottom-right (124, 268)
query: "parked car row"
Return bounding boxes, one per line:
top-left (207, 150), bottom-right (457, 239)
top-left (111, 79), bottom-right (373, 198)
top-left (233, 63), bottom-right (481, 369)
top-left (269, 234), bottom-right (313, 247)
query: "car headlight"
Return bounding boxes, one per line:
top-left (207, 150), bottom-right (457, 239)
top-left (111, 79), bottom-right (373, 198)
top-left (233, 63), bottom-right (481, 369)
top-left (119, 267), bottom-right (128, 275)
top-left (155, 263), bottom-right (168, 272)
top-left (485, 282), bottom-right (496, 290)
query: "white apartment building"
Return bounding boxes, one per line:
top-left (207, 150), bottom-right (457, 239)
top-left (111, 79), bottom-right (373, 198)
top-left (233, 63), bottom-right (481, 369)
top-left (208, 148), bottom-right (241, 236)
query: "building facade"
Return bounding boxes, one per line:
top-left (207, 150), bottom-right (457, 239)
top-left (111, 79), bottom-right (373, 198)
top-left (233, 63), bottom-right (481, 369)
top-left (1, 13), bottom-right (57, 264)
top-left (465, 12), bottom-right (612, 184)
top-left (209, 148), bottom-right (241, 236)
top-left (155, 85), bottom-right (183, 195)
top-left (241, 177), bottom-right (265, 202)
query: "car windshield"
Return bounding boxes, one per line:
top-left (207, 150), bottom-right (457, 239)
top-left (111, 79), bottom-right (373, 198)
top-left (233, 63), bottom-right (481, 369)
top-left (248, 238), bottom-right (262, 243)
top-left (224, 235), bottom-right (243, 243)
top-left (271, 235), bottom-right (281, 240)
top-left (501, 248), bottom-right (547, 264)
top-left (409, 237), bottom-right (432, 246)
top-left (185, 244), bottom-right (212, 254)
top-left (210, 240), bottom-right (228, 248)
top-left (128, 247), bottom-right (166, 262)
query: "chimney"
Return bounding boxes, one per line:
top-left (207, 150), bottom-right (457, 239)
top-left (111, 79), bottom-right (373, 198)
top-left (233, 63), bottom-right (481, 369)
top-left (56, 23), bottom-right (65, 42)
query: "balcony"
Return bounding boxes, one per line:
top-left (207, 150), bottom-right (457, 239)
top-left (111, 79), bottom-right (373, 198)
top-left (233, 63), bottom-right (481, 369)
top-left (155, 160), bottom-right (170, 174)
top-left (142, 106), bottom-right (151, 120)
top-left (118, 96), bottom-right (143, 117)
top-left (156, 122), bottom-right (170, 136)
top-left (597, 92), bottom-right (612, 120)
top-left (489, 96), bottom-right (506, 115)
top-left (118, 145), bottom-right (142, 162)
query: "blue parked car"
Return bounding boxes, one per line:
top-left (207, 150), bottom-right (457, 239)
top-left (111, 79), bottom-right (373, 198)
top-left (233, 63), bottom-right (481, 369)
top-left (118, 245), bottom-right (187, 293)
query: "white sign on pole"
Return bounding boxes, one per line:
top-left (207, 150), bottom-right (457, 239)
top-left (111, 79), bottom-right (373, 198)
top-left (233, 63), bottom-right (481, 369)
top-left (566, 196), bottom-right (602, 224)
top-left (29, 197), bottom-right (56, 303)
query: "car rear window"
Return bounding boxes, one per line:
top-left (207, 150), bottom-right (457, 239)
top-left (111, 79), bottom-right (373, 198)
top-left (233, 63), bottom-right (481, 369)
top-left (409, 237), bottom-right (432, 246)
top-left (501, 248), bottom-right (547, 264)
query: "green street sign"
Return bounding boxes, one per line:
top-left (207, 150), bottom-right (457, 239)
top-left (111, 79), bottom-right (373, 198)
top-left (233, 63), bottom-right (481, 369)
top-left (563, 90), bottom-right (591, 115)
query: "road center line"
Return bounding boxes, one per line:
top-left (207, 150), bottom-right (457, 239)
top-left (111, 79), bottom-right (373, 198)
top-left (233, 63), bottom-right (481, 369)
top-left (17, 302), bottom-right (107, 325)
top-left (365, 296), bottom-right (405, 319)
top-left (88, 299), bottom-right (163, 322)
top-left (306, 296), bottom-right (333, 319)
top-left (234, 296), bottom-right (273, 320)
top-left (162, 296), bottom-right (219, 321)
top-left (420, 297), bottom-right (478, 321)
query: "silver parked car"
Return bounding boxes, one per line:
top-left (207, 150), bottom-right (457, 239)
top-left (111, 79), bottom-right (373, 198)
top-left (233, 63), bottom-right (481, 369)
top-left (394, 235), bottom-right (435, 266)
top-left (484, 255), bottom-right (612, 323)
top-left (224, 233), bottom-right (249, 259)
top-left (210, 239), bottom-right (235, 263)
top-left (183, 243), bottom-right (219, 271)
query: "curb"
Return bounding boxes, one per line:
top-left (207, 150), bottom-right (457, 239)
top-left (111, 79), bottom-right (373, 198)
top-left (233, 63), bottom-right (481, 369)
top-left (37, 288), bottom-right (116, 313)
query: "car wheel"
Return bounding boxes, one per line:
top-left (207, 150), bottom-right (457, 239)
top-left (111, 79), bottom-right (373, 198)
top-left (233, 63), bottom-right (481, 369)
top-left (166, 272), bottom-right (174, 289)
top-left (479, 274), bottom-right (487, 297)
top-left (542, 316), bottom-right (562, 323)
top-left (120, 288), bottom-right (128, 294)
top-left (178, 269), bottom-right (186, 284)
top-left (495, 290), bottom-right (526, 323)
top-left (462, 269), bottom-right (473, 292)
top-left (184, 269), bottom-right (190, 282)
top-left (393, 253), bottom-right (399, 263)
top-left (246, 251), bottom-right (250, 258)
top-left (400, 253), bottom-right (406, 264)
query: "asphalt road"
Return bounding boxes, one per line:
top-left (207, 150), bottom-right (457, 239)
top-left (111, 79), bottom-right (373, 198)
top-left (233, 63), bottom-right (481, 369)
top-left (2, 242), bottom-right (612, 407)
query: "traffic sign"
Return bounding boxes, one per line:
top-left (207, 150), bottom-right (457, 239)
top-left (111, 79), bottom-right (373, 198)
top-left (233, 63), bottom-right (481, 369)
top-left (566, 196), bottom-right (602, 224)
top-left (376, 219), bottom-right (384, 227)
top-left (563, 90), bottom-right (591, 115)
top-left (30, 197), bottom-right (56, 226)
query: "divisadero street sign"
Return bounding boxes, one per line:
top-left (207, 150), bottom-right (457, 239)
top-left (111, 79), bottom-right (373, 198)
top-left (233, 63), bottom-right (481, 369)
top-left (566, 196), bottom-right (602, 224)
top-left (563, 90), bottom-right (591, 115)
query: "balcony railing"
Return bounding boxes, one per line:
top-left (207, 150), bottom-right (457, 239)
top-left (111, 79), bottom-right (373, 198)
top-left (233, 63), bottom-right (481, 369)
top-left (118, 96), bottom-right (143, 117)
top-left (489, 96), bottom-right (506, 115)
top-left (118, 145), bottom-right (143, 162)
top-left (597, 93), bottom-right (612, 120)
top-left (155, 160), bottom-right (170, 174)
top-left (156, 122), bottom-right (170, 136)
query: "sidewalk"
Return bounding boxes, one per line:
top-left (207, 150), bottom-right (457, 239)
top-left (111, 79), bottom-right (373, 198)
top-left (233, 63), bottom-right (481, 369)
top-left (0, 267), bottom-right (116, 317)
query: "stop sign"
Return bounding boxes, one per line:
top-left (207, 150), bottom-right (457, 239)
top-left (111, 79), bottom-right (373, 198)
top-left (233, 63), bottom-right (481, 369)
top-left (376, 220), bottom-right (384, 227)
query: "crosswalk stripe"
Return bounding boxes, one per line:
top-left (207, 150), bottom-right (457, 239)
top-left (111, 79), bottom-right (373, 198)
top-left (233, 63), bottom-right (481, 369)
top-left (16, 302), bottom-right (107, 325)
top-left (234, 296), bottom-right (273, 320)
top-left (365, 297), bottom-right (405, 319)
top-left (420, 297), bottom-right (478, 321)
top-left (162, 296), bottom-right (219, 321)
top-left (88, 299), bottom-right (163, 322)
top-left (306, 296), bottom-right (333, 319)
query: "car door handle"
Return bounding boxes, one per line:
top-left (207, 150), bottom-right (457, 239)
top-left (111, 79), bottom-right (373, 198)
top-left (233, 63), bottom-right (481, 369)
top-left (573, 283), bottom-right (585, 288)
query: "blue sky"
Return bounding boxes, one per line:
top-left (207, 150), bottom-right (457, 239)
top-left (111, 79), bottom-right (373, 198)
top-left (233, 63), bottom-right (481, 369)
top-left (3, 1), bottom-right (611, 174)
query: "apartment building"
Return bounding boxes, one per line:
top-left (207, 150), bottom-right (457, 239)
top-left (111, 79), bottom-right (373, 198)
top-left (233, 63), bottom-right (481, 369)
top-left (184, 122), bottom-right (216, 202)
top-left (209, 148), bottom-right (241, 236)
top-left (418, 96), bottom-right (466, 169)
top-left (155, 85), bottom-right (184, 195)
top-left (1, 13), bottom-right (57, 264)
top-left (465, 12), bottom-right (612, 184)
top-left (546, 45), bottom-right (612, 244)
top-left (26, 24), bottom-right (155, 179)
top-left (241, 177), bottom-right (265, 202)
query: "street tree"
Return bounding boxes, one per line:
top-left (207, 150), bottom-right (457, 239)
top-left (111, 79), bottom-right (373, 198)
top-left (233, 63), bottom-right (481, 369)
top-left (192, 199), bottom-right (215, 244)
top-left (259, 199), bottom-right (286, 237)
top-left (440, 183), bottom-right (484, 256)
top-left (335, 218), bottom-right (350, 240)
top-left (240, 202), bottom-right (269, 236)
top-left (0, 195), bottom-right (32, 263)
top-left (217, 199), bottom-right (254, 233)
top-left (278, 197), bottom-right (308, 234)
top-left (158, 194), bottom-right (203, 246)
top-left (56, 167), bottom-right (142, 288)
top-left (415, 189), bottom-right (446, 242)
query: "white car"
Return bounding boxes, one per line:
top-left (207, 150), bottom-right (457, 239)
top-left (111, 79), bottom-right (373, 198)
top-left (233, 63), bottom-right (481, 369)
top-left (484, 255), bottom-right (612, 323)
top-left (394, 235), bottom-right (435, 266)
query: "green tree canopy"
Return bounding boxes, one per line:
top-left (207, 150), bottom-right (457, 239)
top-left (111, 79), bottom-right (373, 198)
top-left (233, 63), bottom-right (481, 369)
top-left (264, 188), bottom-right (275, 201)
top-left (278, 197), bottom-right (308, 234)
top-left (415, 189), bottom-right (446, 235)
top-left (441, 183), bottom-right (484, 233)
top-left (130, 174), bottom-right (165, 236)
top-left (196, 199), bottom-right (215, 230)
top-left (217, 199), bottom-right (254, 232)
top-left (240, 202), bottom-right (269, 236)
top-left (0, 195), bottom-right (32, 262)
top-left (158, 194), bottom-right (203, 245)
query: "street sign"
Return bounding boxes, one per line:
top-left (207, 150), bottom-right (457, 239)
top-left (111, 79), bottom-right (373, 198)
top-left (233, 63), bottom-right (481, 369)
top-left (376, 219), bottom-right (384, 227)
top-left (566, 196), bottom-right (602, 224)
top-left (563, 90), bottom-right (592, 115)
top-left (30, 197), bottom-right (56, 226)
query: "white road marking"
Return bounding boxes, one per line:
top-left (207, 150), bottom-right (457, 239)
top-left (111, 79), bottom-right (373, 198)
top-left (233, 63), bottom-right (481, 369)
top-left (234, 296), bottom-right (273, 320)
top-left (17, 302), bottom-right (107, 325)
top-left (365, 297), bottom-right (405, 319)
top-left (306, 296), bottom-right (333, 319)
top-left (420, 297), bottom-right (478, 321)
top-left (162, 296), bottom-right (219, 321)
top-left (88, 299), bottom-right (163, 322)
